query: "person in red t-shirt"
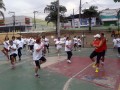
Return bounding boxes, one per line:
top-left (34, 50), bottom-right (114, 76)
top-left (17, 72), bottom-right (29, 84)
top-left (90, 34), bottom-right (103, 73)
top-left (100, 33), bottom-right (107, 66)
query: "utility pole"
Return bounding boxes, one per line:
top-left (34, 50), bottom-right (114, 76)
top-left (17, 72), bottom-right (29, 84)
top-left (118, 10), bottom-right (120, 34)
top-left (79, 0), bottom-right (81, 28)
top-left (57, 0), bottom-right (60, 37)
top-left (73, 9), bottom-right (75, 28)
top-left (9, 11), bottom-right (15, 36)
top-left (33, 11), bottom-right (38, 30)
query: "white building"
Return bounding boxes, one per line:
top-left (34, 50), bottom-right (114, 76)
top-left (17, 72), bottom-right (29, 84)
top-left (0, 16), bottom-right (32, 33)
top-left (100, 8), bottom-right (120, 26)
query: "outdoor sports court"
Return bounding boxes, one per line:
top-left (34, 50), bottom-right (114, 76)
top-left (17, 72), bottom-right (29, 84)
top-left (0, 47), bottom-right (120, 90)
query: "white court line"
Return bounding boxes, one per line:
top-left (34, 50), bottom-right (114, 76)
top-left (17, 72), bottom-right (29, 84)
top-left (63, 63), bottom-right (93, 90)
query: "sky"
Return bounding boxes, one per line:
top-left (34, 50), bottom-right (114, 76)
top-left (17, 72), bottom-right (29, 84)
top-left (2, 0), bottom-right (120, 20)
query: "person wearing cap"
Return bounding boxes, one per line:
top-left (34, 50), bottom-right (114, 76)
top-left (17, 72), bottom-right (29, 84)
top-left (90, 34), bottom-right (103, 73)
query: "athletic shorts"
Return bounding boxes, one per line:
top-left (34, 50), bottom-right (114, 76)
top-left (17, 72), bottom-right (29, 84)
top-left (45, 44), bottom-right (49, 49)
top-left (90, 51), bottom-right (102, 64)
top-left (30, 45), bottom-right (34, 50)
top-left (35, 57), bottom-right (46, 68)
top-left (78, 45), bottom-right (81, 47)
top-left (74, 43), bottom-right (77, 47)
top-left (10, 53), bottom-right (17, 60)
top-left (101, 50), bottom-right (106, 57)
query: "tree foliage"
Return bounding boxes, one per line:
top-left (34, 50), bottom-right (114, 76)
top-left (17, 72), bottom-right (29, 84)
top-left (83, 6), bottom-right (98, 32)
top-left (114, 0), bottom-right (120, 2)
top-left (0, 0), bottom-right (6, 20)
top-left (44, 1), bottom-right (67, 34)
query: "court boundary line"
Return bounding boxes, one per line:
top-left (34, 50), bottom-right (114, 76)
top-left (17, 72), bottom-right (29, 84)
top-left (63, 63), bottom-right (93, 90)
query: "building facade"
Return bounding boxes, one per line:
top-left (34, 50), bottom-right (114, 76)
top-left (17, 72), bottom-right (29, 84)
top-left (0, 16), bottom-right (32, 33)
top-left (100, 8), bottom-right (120, 26)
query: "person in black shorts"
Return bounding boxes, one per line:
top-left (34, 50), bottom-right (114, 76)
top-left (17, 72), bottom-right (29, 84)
top-left (33, 38), bottom-right (47, 78)
top-left (9, 40), bottom-right (17, 69)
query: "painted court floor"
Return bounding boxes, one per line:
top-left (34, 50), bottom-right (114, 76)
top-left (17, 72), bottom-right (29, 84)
top-left (0, 48), bottom-right (120, 90)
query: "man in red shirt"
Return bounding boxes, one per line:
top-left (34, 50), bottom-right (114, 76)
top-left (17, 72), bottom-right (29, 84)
top-left (100, 33), bottom-right (107, 66)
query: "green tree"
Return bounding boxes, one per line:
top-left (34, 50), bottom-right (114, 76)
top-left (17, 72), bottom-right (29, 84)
top-left (0, 0), bottom-right (6, 20)
top-left (83, 6), bottom-right (98, 32)
top-left (44, 0), bottom-right (67, 35)
top-left (114, 0), bottom-right (120, 2)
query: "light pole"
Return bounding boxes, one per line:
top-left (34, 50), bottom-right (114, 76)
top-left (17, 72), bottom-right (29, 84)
top-left (117, 10), bottom-right (120, 34)
top-left (57, 0), bottom-right (60, 37)
top-left (33, 11), bottom-right (38, 30)
top-left (79, 1), bottom-right (88, 28)
top-left (8, 11), bottom-right (15, 36)
top-left (79, 0), bottom-right (81, 28)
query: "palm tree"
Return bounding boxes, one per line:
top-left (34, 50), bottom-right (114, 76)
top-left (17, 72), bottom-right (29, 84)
top-left (114, 0), bottom-right (120, 2)
top-left (44, 1), bottom-right (67, 35)
top-left (83, 6), bottom-right (98, 32)
top-left (0, 0), bottom-right (6, 20)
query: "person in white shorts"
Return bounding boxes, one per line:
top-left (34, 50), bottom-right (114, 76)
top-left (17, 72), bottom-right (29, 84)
top-left (73, 36), bottom-right (78, 51)
top-left (77, 36), bottom-right (82, 51)
top-left (56, 37), bottom-right (63, 58)
top-left (112, 35), bottom-right (117, 49)
top-left (33, 38), bottom-right (47, 78)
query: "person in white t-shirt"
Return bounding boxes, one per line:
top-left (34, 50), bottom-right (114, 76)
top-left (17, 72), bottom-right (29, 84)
top-left (77, 36), bottom-right (82, 51)
top-left (33, 38), bottom-right (47, 78)
top-left (73, 36), bottom-right (78, 51)
top-left (9, 40), bottom-right (17, 69)
top-left (44, 37), bottom-right (49, 53)
top-left (29, 37), bottom-right (35, 53)
top-left (41, 36), bottom-right (47, 56)
top-left (116, 35), bottom-right (120, 57)
top-left (17, 37), bottom-right (24, 61)
top-left (65, 37), bottom-right (73, 63)
top-left (56, 37), bottom-right (63, 57)
top-left (54, 37), bottom-right (58, 47)
top-left (112, 36), bottom-right (117, 49)
top-left (1, 36), bottom-right (10, 60)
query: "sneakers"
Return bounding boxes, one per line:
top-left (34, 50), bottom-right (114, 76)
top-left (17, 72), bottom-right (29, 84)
top-left (35, 74), bottom-right (40, 78)
top-left (67, 60), bottom-right (71, 63)
top-left (95, 68), bottom-right (99, 73)
top-left (101, 62), bottom-right (104, 66)
top-left (92, 62), bottom-right (96, 68)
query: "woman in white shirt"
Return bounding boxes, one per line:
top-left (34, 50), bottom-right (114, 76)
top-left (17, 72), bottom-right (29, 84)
top-left (1, 36), bottom-right (9, 60)
top-left (33, 38), bottom-right (47, 78)
top-left (112, 36), bottom-right (117, 49)
top-left (77, 36), bottom-right (82, 51)
top-left (9, 40), bottom-right (17, 69)
top-left (56, 37), bottom-right (63, 57)
top-left (65, 37), bottom-right (73, 63)
top-left (73, 36), bottom-right (78, 51)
